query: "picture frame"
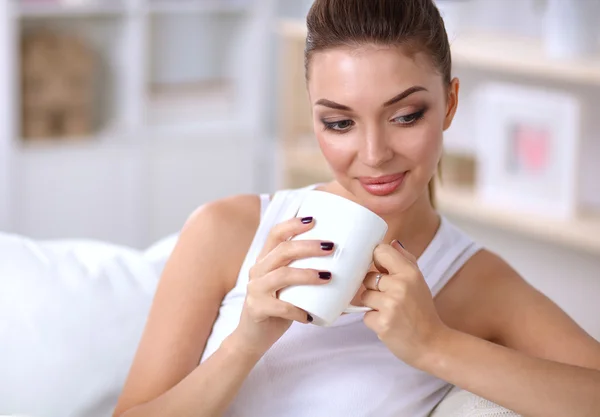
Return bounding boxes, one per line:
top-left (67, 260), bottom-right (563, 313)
top-left (475, 82), bottom-right (581, 219)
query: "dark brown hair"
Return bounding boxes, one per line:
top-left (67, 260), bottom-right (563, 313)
top-left (304, 0), bottom-right (452, 204)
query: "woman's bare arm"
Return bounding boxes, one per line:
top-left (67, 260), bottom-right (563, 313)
top-left (421, 328), bottom-right (600, 417)
top-left (430, 250), bottom-right (600, 417)
top-left (113, 195), bottom-right (262, 417)
top-left (363, 244), bottom-right (600, 417)
top-left (437, 250), bottom-right (600, 370)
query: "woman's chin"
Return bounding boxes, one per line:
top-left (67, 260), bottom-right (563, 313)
top-left (369, 199), bottom-right (412, 217)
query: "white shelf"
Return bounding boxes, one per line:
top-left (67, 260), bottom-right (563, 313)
top-left (278, 19), bottom-right (600, 86)
top-left (148, 0), bottom-right (251, 14)
top-left (436, 186), bottom-right (600, 256)
top-left (451, 33), bottom-right (600, 86)
top-left (18, 2), bottom-right (127, 18)
top-left (144, 82), bottom-right (245, 139)
top-left (144, 120), bottom-right (248, 142)
top-left (2, 0), bottom-right (274, 246)
top-left (17, 125), bottom-right (127, 149)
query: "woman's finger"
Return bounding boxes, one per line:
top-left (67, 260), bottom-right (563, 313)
top-left (360, 289), bottom-right (387, 311)
top-left (256, 216), bottom-right (316, 262)
top-left (391, 240), bottom-right (418, 264)
top-left (251, 239), bottom-right (334, 279)
top-left (372, 243), bottom-right (415, 276)
top-left (363, 271), bottom-right (392, 292)
top-left (248, 297), bottom-right (312, 324)
top-left (252, 266), bottom-right (331, 294)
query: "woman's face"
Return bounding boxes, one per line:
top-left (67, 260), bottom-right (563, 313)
top-left (307, 44), bottom-right (458, 215)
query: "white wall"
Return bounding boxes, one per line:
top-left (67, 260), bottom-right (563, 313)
top-left (0, 0), bottom-right (15, 232)
top-left (447, 215), bottom-right (600, 341)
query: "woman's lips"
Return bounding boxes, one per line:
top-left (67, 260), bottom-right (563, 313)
top-left (358, 172), bottom-right (406, 196)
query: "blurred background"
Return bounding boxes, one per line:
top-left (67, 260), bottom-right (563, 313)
top-left (0, 0), bottom-right (599, 337)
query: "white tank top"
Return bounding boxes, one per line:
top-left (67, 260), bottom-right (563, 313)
top-left (200, 185), bottom-right (482, 417)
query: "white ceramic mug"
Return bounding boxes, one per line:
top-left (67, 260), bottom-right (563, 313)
top-left (278, 191), bottom-right (388, 327)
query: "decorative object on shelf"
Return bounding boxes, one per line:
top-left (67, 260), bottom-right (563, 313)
top-left (541, 0), bottom-right (599, 60)
top-left (439, 152), bottom-right (476, 190)
top-left (21, 30), bottom-right (96, 140)
top-left (475, 82), bottom-right (580, 220)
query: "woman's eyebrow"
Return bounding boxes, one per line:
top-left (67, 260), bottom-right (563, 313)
top-left (314, 99), bottom-right (352, 111)
top-left (315, 86), bottom-right (428, 111)
top-left (382, 86), bottom-right (428, 107)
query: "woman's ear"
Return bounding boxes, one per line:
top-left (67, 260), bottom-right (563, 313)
top-left (443, 77), bottom-right (460, 131)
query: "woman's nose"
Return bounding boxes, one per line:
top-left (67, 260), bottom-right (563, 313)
top-left (359, 129), bottom-right (394, 168)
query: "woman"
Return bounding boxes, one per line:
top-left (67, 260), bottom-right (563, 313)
top-left (114, 1), bottom-right (600, 416)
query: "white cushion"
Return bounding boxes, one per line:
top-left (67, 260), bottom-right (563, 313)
top-left (429, 386), bottom-right (521, 417)
top-left (143, 233), bottom-right (179, 274)
top-left (0, 233), bottom-right (174, 417)
top-left (0, 231), bottom-right (524, 417)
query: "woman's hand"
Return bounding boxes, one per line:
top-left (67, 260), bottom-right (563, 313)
top-left (231, 216), bottom-right (333, 357)
top-left (361, 240), bottom-right (449, 368)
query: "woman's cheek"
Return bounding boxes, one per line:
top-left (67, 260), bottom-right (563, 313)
top-left (318, 134), bottom-right (355, 173)
top-left (407, 127), bottom-right (443, 175)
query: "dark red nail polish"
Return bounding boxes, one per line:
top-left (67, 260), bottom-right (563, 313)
top-left (321, 242), bottom-right (334, 251)
top-left (392, 239), bottom-right (405, 249)
top-left (319, 271), bottom-right (332, 280)
top-left (307, 314), bottom-right (313, 323)
top-left (301, 216), bottom-right (313, 224)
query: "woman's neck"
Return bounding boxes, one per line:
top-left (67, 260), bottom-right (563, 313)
top-left (382, 190), bottom-right (440, 258)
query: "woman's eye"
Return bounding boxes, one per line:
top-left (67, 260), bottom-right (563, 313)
top-left (322, 119), bottom-right (355, 132)
top-left (392, 109), bottom-right (425, 125)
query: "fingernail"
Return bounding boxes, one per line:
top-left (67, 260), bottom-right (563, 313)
top-left (307, 314), bottom-right (313, 323)
top-left (320, 242), bottom-right (334, 251)
top-left (301, 216), bottom-right (313, 224)
top-left (319, 271), bottom-right (332, 280)
top-left (392, 239), bottom-right (405, 249)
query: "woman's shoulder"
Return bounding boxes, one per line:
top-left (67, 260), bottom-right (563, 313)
top-left (184, 183), bottom-right (311, 234)
top-left (435, 247), bottom-right (523, 339)
top-left (180, 194), bottom-right (264, 289)
top-left (453, 249), bottom-right (520, 292)
top-left (186, 194), bottom-right (262, 230)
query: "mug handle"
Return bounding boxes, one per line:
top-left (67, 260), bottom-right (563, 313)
top-left (344, 305), bottom-right (373, 313)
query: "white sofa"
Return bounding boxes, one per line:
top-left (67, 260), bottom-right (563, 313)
top-left (0, 232), bottom-right (519, 417)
